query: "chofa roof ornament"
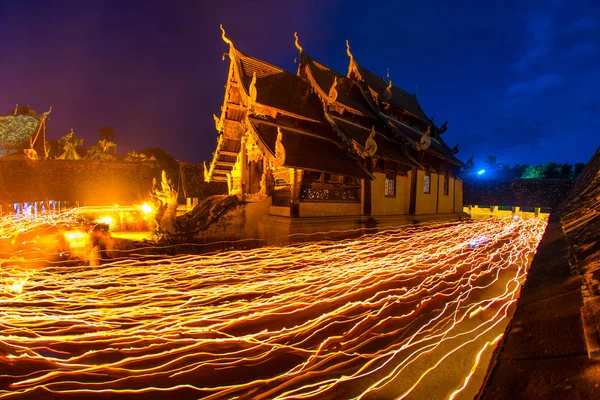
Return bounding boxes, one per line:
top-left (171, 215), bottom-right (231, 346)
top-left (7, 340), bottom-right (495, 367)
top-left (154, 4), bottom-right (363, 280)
top-left (220, 24), bottom-right (234, 60)
top-left (346, 40), bottom-right (354, 65)
top-left (294, 32), bottom-right (303, 54)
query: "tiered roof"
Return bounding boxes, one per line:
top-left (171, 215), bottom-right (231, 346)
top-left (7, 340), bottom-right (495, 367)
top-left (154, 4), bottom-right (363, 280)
top-left (206, 28), bottom-right (463, 184)
top-left (233, 49), bottom-right (323, 122)
top-left (352, 63), bottom-right (433, 125)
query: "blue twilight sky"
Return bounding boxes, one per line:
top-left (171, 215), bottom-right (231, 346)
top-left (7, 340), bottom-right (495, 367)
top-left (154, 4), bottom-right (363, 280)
top-left (1, 0), bottom-right (598, 167)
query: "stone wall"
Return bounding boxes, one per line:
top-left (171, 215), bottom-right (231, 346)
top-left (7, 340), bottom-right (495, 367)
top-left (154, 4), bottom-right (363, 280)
top-left (463, 179), bottom-right (573, 208)
top-left (0, 156), bottom-right (160, 205)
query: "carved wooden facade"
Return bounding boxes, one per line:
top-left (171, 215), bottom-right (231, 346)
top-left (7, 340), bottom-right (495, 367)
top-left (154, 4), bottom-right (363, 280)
top-left (206, 28), bottom-right (464, 218)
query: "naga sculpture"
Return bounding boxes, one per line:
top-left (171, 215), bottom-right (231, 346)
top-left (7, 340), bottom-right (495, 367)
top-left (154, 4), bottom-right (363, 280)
top-left (151, 170), bottom-right (243, 242)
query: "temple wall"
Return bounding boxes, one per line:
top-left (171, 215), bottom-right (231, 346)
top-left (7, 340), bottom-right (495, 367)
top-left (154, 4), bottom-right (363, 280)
top-left (371, 172), bottom-right (410, 215)
top-left (299, 202), bottom-right (361, 217)
top-left (455, 179), bottom-right (463, 212)
top-left (437, 176), bottom-right (455, 214)
top-left (415, 170), bottom-right (439, 215)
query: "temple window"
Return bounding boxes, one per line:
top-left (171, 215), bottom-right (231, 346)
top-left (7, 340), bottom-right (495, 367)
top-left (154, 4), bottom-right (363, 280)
top-left (444, 175), bottom-right (449, 196)
top-left (385, 172), bottom-right (396, 197)
top-left (424, 171), bottom-right (431, 194)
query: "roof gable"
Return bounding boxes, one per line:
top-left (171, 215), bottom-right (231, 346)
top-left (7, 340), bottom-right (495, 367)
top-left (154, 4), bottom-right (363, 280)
top-left (233, 49), bottom-right (324, 122)
top-left (353, 63), bottom-right (433, 125)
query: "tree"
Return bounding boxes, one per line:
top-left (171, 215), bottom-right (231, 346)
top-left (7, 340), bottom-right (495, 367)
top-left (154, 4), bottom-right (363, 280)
top-left (57, 129), bottom-right (84, 160)
top-left (9, 104), bottom-right (37, 116)
top-left (484, 155), bottom-right (500, 170)
top-left (573, 163), bottom-right (586, 180)
top-left (522, 164), bottom-right (547, 179)
top-left (141, 147), bottom-right (179, 187)
top-left (87, 138), bottom-right (118, 161)
top-left (98, 127), bottom-right (115, 142)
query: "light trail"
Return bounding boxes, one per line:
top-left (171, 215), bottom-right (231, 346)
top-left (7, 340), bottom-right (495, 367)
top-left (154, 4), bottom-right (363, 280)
top-left (0, 215), bottom-right (546, 399)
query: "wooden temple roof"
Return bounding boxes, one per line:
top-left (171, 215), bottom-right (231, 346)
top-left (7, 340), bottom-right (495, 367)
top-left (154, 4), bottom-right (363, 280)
top-left (233, 49), bottom-right (324, 122)
top-left (388, 118), bottom-right (463, 166)
top-left (352, 63), bottom-right (433, 125)
top-left (301, 55), bottom-right (377, 118)
top-left (330, 117), bottom-right (422, 168)
top-left (248, 118), bottom-right (371, 179)
top-left (209, 28), bottom-right (464, 183)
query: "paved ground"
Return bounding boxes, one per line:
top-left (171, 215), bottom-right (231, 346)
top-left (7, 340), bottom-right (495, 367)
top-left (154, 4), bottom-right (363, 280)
top-left (0, 217), bottom-right (545, 399)
top-left (479, 217), bottom-right (600, 399)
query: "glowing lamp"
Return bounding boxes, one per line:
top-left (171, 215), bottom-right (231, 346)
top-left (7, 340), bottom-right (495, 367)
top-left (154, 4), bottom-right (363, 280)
top-left (64, 231), bottom-right (88, 249)
top-left (141, 202), bottom-right (153, 214)
top-left (97, 216), bottom-right (113, 226)
top-left (477, 169), bottom-right (486, 175)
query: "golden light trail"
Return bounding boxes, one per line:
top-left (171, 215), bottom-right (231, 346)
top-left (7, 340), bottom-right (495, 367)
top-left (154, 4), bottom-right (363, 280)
top-left (0, 213), bottom-right (546, 399)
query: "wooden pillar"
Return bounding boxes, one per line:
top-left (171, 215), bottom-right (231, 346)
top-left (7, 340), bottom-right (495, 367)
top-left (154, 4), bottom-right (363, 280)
top-left (409, 167), bottom-right (418, 215)
top-left (535, 207), bottom-right (541, 218)
top-left (240, 136), bottom-right (247, 196)
top-left (453, 178), bottom-right (456, 213)
top-left (289, 168), bottom-right (303, 218)
top-left (435, 173), bottom-right (440, 214)
top-left (363, 157), bottom-right (373, 216)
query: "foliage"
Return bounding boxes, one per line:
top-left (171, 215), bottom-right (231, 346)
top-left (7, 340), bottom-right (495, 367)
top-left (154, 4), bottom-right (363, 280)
top-left (125, 151), bottom-right (156, 162)
top-left (573, 163), bottom-right (586, 180)
top-left (9, 104), bottom-right (37, 116)
top-left (461, 154), bottom-right (587, 181)
top-left (140, 147), bottom-right (179, 189)
top-left (59, 130), bottom-right (84, 149)
top-left (87, 139), bottom-right (118, 161)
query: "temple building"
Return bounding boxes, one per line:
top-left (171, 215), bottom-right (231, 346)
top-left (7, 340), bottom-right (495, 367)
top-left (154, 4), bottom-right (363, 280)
top-left (205, 28), bottom-right (464, 242)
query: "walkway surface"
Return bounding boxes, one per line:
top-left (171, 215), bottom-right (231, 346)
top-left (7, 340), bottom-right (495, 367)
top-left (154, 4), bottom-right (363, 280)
top-left (480, 146), bottom-right (600, 399)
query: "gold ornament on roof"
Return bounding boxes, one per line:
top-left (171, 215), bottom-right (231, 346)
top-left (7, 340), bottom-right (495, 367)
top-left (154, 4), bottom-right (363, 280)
top-left (203, 161), bottom-right (210, 183)
top-left (364, 126), bottom-right (378, 156)
top-left (353, 126), bottom-right (378, 157)
top-left (346, 40), bottom-right (353, 65)
top-left (248, 72), bottom-right (258, 109)
top-left (381, 80), bottom-right (393, 102)
top-left (220, 24), bottom-right (233, 47)
top-left (274, 127), bottom-right (286, 168)
top-left (294, 32), bottom-right (303, 54)
top-left (416, 126), bottom-right (432, 151)
top-left (328, 76), bottom-right (338, 103)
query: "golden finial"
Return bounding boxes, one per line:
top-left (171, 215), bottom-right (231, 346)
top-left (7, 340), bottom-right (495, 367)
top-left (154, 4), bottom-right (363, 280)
top-left (294, 32), bottom-right (303, 53)
top-left (346, 40), bottom-right (354, 64)
top-left (220, 24), bottom-right (233, 47)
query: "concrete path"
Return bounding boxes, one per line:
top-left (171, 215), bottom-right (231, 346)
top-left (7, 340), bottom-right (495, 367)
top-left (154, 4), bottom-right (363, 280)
top-left (479, 217), bottom-right (600, 399)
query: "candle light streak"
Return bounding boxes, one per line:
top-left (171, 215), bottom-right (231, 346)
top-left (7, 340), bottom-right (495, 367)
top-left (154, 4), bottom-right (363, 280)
top-left (0, 214), bottom-right (546, 399)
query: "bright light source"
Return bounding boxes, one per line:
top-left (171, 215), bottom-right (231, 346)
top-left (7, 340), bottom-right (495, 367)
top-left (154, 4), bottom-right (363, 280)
top-left (477, 169), bottom-right (486, 175)
top-left (64, 231), bottom-right (88, 249)
top-left (141, 202), bottom-right (153, 214)
top-left (97, 216), bottom-right (113, 226)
